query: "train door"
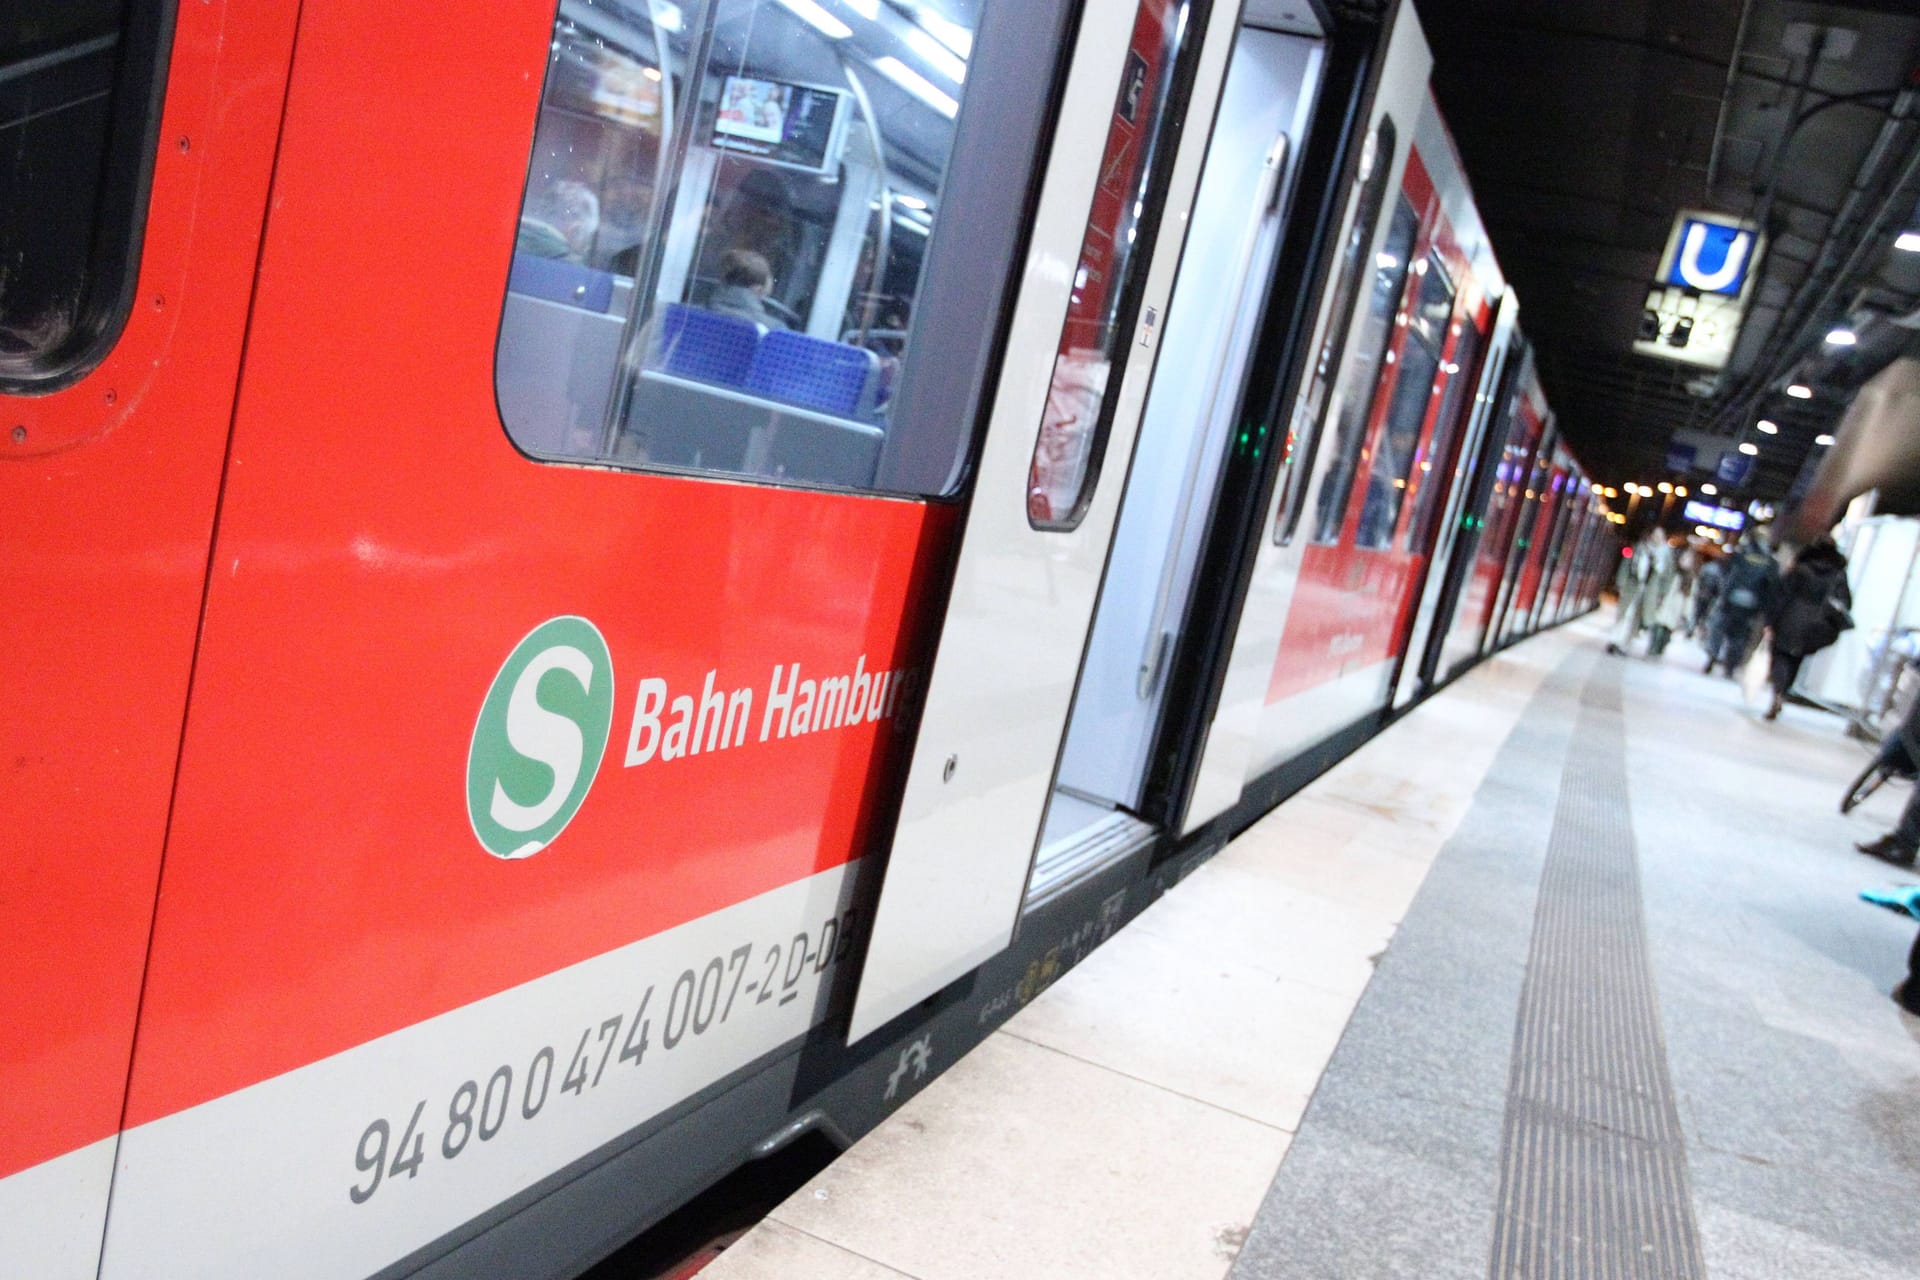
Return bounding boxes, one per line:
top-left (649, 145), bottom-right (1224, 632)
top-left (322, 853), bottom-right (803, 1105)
top-left (1381, 273), bottom-right (1496, 711)
top-left (1475, 395), bottom-right (1546, 656)
top-left (1397, 296), bottom-right (1522, 702)
top-left (1434, 349), bottom-right (1537, 677)
top-left (1241, 107), bottom-right (1468, 775)
top-left (1038, 12), bottom-right (1327, 905)
top-left (1541, 473), bottom-right (1589, 624)
top-left (1178, 7), bottom-right (1434, 812)
top-left (850, 0), bottom-right (1337, 1040)
top-left (1562, 490), bottom-right (1603, 618)
top-left (0, 7), bottom-right (296, 1277)
top-left (1491, 422), bottom-right (1556, 647)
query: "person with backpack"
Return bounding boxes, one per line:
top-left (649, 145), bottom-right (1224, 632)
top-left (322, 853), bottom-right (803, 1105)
top-left (1763, 535), bottom-right (1852, 720)
top-left (1704, 530), bottom-right (1781, 676)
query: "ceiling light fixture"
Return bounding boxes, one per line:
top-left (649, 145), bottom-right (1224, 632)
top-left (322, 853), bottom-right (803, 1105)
top-left (1826, 327), bottom-right (1858, 346)
top-left (903, 23), bottom-right (968, 82)
top-left (1701, 483), bottom-right (1718, 495)
top-left (649, 0), bottom-right (685, 33)
top-left (774, 0), bottom-right (851, 38)
top-left (915, 8), bottom-right (973, 58)
top-left (874, 55), bottom-right (959, 116)
top-left (1898, 231), bottom-right (1920, 253)
top-left (1815, 433), bottom-right (1835, 446)
top-left (1787, 383), bottom-right (1814, 399)
top-left (1739, 441), bottom-right (1759, 455)
top-left (1756, 419), bottom-right (1778, 434)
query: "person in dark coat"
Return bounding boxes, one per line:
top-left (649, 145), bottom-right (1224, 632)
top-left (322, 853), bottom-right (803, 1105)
top-left (1763, 535), bottom-right (1851, 720)
top-left (1704, 531), bottom-right (1781, 676)
top-left (1690, 551), bottom-right (1725, 637)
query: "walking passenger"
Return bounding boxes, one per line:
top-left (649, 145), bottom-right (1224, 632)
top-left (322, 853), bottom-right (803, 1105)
top-left (1764, 535), bottom-right (1852, 720)
top-left (1608, 530), bottom-right (1672, 656)
top-left (1647, 548), bottom-right (1691, 657)
top-left (1703, 531), bottom-right (1780, 676)
top-left (1690, 549), bottom-right (1725, 637)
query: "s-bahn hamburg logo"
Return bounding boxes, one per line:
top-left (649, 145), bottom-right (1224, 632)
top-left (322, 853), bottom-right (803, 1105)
top-left (467, 616), bottom-right (615, 860)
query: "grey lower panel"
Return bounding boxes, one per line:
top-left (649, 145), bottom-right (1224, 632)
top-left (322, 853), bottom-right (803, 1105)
top-left (1488, 662), bottom-right (1705, 1279)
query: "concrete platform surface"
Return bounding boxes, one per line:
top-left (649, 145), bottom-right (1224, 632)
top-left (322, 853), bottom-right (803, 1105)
top-left (699, 618), bottom-right (1920, 1279)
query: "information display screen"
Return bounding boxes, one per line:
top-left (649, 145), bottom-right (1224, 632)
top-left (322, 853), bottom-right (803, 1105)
top-left (1683, 499), bottom-right (1745, 531)
top-left (712, 75), bottom-right (849, 174)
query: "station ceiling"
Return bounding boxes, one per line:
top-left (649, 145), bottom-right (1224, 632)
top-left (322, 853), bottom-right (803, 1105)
top-left (1414, 0), bottom-right (1920, 506)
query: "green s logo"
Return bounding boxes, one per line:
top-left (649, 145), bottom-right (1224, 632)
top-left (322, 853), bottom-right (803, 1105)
top-left (467, 617), bottom-right (614, 859)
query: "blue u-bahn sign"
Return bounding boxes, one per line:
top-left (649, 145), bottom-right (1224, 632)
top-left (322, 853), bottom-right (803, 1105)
top-left (1717, 450), bottom-right (1755, 486)
top-left (1662, 215), bottom-right (1758, 296)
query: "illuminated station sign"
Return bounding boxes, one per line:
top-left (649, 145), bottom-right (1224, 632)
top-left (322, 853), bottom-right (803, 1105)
top-left (1633, 211), bottom-right (1765, 371)
top-left (1683, 499), bottom-right (1746, 531)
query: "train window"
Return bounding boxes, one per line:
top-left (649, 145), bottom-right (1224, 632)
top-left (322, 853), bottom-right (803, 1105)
top-left (1310, 192), bottom-right (1416, 545)
top-left (1273, 114), bottom-right (1393, 547)
top-left (0, 3), bottom-right (172, 391)
top-left (1024, 0), bottom-right (1196, 531)
top-left (495, 0), bottom-right (1005, 498)
top-left (1353, 248), bottom-right (1452, 549)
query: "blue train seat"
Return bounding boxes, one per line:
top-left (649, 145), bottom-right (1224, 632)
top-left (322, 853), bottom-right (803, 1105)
top-left (746, 331), bottom-right (881, 419)
top-left (506, 252), bottom-right (615, 313)
top-left (651, 303), bottom-right (765, 387)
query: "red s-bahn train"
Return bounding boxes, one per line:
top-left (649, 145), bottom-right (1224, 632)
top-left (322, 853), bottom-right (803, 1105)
top-left (1, 0), bottom-right (1612, 1275)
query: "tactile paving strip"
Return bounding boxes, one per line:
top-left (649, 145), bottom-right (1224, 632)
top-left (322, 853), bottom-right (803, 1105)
top-left (1488, 663), bottom-right (1706, 1280)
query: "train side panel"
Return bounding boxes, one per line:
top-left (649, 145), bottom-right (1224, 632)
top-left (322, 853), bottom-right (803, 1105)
top-left (0, 6), bottom-right (299, 1275)
top-left (97, 4), bottom-right (969, 1274)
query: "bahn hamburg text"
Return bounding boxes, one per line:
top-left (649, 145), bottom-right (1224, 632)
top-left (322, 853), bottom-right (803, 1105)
top-left (625, 656), bottom-right (922, 767)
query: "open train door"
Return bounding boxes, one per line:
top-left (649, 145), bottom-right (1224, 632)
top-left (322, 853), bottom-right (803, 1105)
top-left (1175, 2), bottom-right (1432, 829)
top-left (846, 0), bottom-right (1256, 1042)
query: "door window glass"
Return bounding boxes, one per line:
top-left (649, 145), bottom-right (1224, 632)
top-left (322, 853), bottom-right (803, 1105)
top-left (1310, 192), bottom-right (1416, 544)
top-left (496, 0), bottom-right (987, 497)
top-left (0, 2), bottom-right (169, 389)
top-left (1354, 248), bottom-right (1452, 549)
top-left (1025, 0), bottom-right (1196, 531)
top-left (1273, 114), bottom-right (1393, 546)
top-left (1401, 311), bottom-right (1481, 551)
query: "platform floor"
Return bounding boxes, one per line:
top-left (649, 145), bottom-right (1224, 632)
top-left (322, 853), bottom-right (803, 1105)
top-left (700, 619), bottom-right (1920, 1280)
